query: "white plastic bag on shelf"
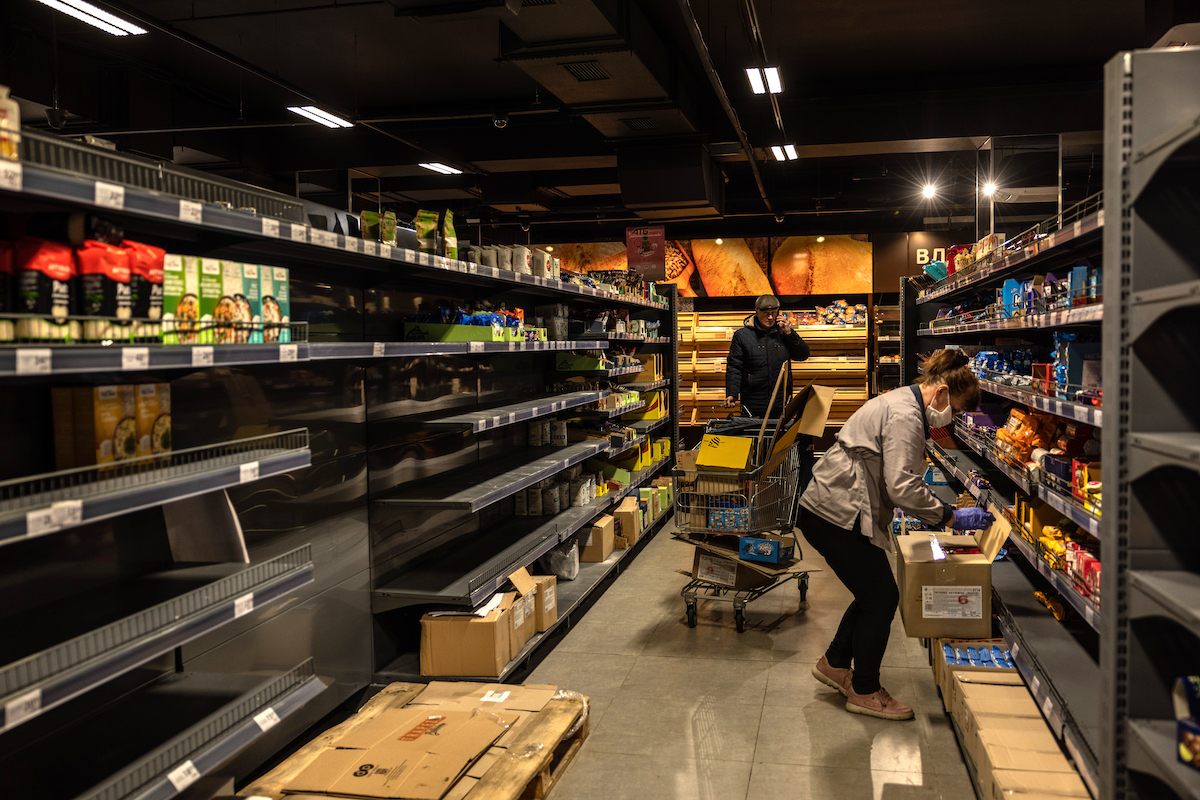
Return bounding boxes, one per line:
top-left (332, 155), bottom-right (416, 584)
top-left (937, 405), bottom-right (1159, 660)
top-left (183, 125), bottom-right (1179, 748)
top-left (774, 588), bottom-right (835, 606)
top-left (538, 541), bottom-right (579, 581)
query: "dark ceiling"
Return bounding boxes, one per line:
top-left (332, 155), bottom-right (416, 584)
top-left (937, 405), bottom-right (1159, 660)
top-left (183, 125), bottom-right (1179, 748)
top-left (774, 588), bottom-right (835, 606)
top-left (0, 0), bottom-right (1192, 241)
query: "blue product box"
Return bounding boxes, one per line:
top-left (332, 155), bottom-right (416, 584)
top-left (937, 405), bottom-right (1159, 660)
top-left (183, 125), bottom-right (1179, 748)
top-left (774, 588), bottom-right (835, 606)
top-left (738, 534), bottom-right (796, 565)
top-left (1070, 266), bottom-right (1090, 307)
top-left (1002, 279), bottom-right (1023, 317)
top-left (925, 465), bottom-right (949, 485)
top-left (709, 508), bottom-right (749, 532)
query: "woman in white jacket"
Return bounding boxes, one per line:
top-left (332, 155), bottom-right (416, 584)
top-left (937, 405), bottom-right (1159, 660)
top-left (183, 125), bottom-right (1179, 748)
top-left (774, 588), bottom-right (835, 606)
top-left (799, 349), bottom-right (995, 720)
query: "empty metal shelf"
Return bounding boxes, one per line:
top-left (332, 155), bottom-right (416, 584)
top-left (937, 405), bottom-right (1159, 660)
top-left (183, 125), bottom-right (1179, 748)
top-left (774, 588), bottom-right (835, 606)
top-left (425, 390), bottom-right (608, 432)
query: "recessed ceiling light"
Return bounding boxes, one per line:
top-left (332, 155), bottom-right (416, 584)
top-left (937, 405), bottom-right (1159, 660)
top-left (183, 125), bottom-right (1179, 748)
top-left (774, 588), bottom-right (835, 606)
top-left (715, 238), bottom-right (724, 245)
top-left (771, 146), bottom-right (786, 162)
top-left (923, 184), bottom-right (937, 198)
top-left (816, 236), bottom-right (825, 243)
top-left (784, 144), bottom-right (797, 160)
top-left (764, 67), bottom-right (783, 94)
top-left (36, 0), bottom-right (147, 35)
top-left (545, 246), bottom-right (554, 252)
top-left (419, 162), bottom-right (463, 175)
top-left (983, 182), bottom-right (997, 196)
top-left (745, 68), bottom-right (766, 95)
top-left (287, 106), bottom-right (353, 128)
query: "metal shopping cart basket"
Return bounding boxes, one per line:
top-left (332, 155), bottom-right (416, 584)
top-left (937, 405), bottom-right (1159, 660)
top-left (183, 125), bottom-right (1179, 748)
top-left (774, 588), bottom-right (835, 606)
top-left (673, 418), bottom-right (810, 632)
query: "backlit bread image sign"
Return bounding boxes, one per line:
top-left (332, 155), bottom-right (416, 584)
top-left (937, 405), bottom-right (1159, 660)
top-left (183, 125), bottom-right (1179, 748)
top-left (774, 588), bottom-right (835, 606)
top-left (770, 235), bottom-right (873, 295)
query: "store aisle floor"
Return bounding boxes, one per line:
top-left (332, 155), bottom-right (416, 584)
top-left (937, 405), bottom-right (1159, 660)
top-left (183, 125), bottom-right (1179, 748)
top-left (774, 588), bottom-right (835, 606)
top-left (528, 522), bottom-right (973, 800)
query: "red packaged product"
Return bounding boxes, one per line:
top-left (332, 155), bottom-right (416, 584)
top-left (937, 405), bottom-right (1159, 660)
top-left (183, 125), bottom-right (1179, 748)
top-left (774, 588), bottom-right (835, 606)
top-left (15, 237), bottom-right (74, 318)
top-left (76, 240), bottom-right (132, 319)
top-left (123, 240), bottom-right (165, 320)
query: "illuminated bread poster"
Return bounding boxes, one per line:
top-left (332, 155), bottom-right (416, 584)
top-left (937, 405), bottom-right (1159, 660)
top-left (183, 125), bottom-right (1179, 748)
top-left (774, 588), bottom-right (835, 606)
top-left (771, 235), bottom-right (873, 295)
top-left (556, 242), bottom-right (628, 272)
top-left (690, 238), bottom-right (772, 297)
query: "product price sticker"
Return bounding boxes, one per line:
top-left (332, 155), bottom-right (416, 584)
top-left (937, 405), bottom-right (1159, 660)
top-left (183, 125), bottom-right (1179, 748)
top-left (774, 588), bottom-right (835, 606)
top-left (278, 344), bottom-right (299, 362)
top-left (290, 223), bottom-right (308, 243)
top-left (234, 592), bottom-right (255, 618)
top-left (25, 508), bottom-right (57, 537)
top-left (1042, 696), bottom-right (1054, 718)
top-left (94, 181), bottom-right (125, 210)
top-left (261, 218), bottom-right (280, 238)
top-left (1031, 675), bottom-right (1041, 695)
top-left (239, 462), bottom-right (260, 484)
top-left (51, 500), bottom-right (83, 528)
top-left (5, 689), bottom-right (42, 728)
top-left (363, 240), bottom-right (378, 257)
top-left (1073, 404), bottom-right (1090, 423)
top-left (192, 346), bottom-right (214, 367)
top-left (372, 342), bottom-right (386, 357)
top-left (167, 761), bottom-right (201, 793)
top-left (179, 200), bottom-right (203, 225)
top-left (254, 706), bottom-right (281, 732)
top-left (0, 161), bottom-right (22, 192)
top-left (121, 347), bottom-right (150, 371)
top-left (16, 348), bottom-right (52, 375)
top-left (480, 691), bottom-right (510, 703)
top-left (469, 342), bottom-right (485, 353)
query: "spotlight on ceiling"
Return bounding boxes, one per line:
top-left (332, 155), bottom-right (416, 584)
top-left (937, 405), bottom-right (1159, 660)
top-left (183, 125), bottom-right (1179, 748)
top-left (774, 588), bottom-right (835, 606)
top-left (983, 182), bottom-right (997, 196)
top-left (35, 0), bottom-right (147, 35)
top-left (287, 106), bottom-right (354, 128)
top-left (816, 236), bottom-right (825, 243)
top-left (923, 184), bottom-right (937, 199)
top-left (419, 162), bottom-right (463, 175)
top-left (715, 238), bottom-right (724, 245)
top-left (745, 66), bottom-right (783, 95)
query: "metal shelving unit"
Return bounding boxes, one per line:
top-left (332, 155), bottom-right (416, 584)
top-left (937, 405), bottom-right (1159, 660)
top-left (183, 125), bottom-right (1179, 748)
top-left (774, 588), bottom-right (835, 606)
top-left (622, 377), bottom-right (671, 392)
top-left (979, 378), bottom-right (1103, 426)
top-left (1103, 45), bottom-right (1200, 800)
top-left (0, 430), bottom-right (311, 547)
top-left (919, 303), bottom-right (1102, 336)
top-left (424, 390), bottom-right (609, 432)
top-left (0, 546), bottom-right (313, 733)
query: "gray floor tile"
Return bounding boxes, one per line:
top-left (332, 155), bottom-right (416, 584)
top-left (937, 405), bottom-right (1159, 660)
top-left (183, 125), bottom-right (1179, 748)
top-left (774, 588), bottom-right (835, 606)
top-left (554, 614), bottom-right (664, 656)
top-left (753, 704), bottom-right (927, 772)
top-left (527, 651), bottom-right (638, 698)
top-left (587, 694), bottom-right (765, 763)
top-left (642, 613), bottom-right (778, 662)
top-left (746, 762), bottom-right (938, 800)
top-left (551, 750), bottom-right (753, 800)
top-left (619, 655), bottom-right (772, 704)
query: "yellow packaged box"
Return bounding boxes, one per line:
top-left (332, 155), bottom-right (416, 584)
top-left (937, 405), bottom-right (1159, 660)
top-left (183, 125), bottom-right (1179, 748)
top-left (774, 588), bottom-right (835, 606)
top-left (696, 434), bottom-right (754, 471)
top-left (419, 592), bottom-right (514, 677)
top-left (135, 383), bottom-right (171, 458)
top-left (52, 385), bottom-right (139, 468)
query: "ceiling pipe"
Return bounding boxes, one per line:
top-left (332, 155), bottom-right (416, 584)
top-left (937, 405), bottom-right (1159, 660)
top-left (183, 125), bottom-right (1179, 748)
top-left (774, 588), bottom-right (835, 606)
top-left (165, 1), bottom-right (386, 23)
top-left (672, 0), bottom-right (774, 215)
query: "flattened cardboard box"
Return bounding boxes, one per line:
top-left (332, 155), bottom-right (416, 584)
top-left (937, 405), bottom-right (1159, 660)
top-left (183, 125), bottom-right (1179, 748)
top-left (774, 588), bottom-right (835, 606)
top-left (897, 521), bottom-right (1007, 639)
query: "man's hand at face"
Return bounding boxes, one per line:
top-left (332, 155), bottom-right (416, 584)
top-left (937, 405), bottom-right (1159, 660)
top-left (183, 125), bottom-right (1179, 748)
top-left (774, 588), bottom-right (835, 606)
top-left (777, 315), bottom-right (793, 335)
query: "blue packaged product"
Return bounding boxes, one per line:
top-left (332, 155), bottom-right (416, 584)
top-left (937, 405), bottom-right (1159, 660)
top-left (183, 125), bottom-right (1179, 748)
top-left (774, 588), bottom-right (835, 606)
top-left (992, 646), bottom-right (1011, 667)
top-left (1002, 279), bottom-right (1023, 317)
top-left (1070, 265), bottom-right (1090, 306)
top-left (944, 644), bottom-right (959, 665)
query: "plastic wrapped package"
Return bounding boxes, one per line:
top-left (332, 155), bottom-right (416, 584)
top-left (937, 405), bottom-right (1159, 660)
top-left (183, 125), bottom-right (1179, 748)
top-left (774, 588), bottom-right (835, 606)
top-left (538, 541), bottom-right (579, 581)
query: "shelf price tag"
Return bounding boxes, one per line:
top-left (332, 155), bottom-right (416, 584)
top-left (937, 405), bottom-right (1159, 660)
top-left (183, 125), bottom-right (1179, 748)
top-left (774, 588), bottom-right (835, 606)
top-left (16, 348), bottom-right (52, 375)
top-left (379, 243), bottom-right (392, 259)
top-left (234, 592), bottom-right (255, 618)
top-left (469, 342), bottom-right (485, 353)
top-left (167, 760), bottom-right (201, 793)
top-left (364, 240), bottom-right (378, 257)
top-left (314, 230), bottom-right (337, 248)
top-left (51, 500), bottom-right (83, 528)
top-left (121, 347), bottom-right (150, 371)
top-left (94, 181), bottom-right (125, 210)
top-left (25, 508), bottom-right (57, 537)
top-left (192, 346), bottom-right (214, 368)
top-left (0, 161), bottom-right (22, 192)
top-left (343, 237), bottom-right (359, 253)
top-left (253, 706), bottom-right (281, 732)
top-left (5, 689), bottom-right (42, 728)
top-left (278, 344), bottom-right (298, 362)
top-left (372, 342), bottom-right (386, 357)
top-left (179, 200), bottom-right (203, 225)
top-left (1042, 696), bottom-right (1054, 718)
top-left (290, 224), bottom-right (308, 243)
top-left (261, 218), bottom-right (280, 238)
top-left (239, 462), bottom-right (260, 484)
top-left (1072, 404), bottom-right (1090, 423)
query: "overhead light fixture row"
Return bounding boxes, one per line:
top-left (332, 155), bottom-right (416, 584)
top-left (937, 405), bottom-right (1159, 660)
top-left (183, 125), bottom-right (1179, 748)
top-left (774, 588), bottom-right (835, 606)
top-left (983, 182), bottom-right (997, 196)
top-left (287, 106), bottom-right (354, 128)
top-left (771, 145), bottom-right (798, 162)
top-left (35, 0), bottom-right (146, 35)
top-left (745, 66), bottom-right (783, 95)
top-left (419, 162), bottom-right (463, 175)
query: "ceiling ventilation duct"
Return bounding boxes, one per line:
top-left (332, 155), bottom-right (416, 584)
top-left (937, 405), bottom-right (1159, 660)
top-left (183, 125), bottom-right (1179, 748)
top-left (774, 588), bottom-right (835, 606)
top-left (617, 144), bottom-right (724, 220)
top-left (387, 0), bottom-right (521, 19)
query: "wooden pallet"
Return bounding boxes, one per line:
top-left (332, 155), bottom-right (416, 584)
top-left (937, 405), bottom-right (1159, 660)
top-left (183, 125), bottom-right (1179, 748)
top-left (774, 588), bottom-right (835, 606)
top-left (240, 683), bottom-right (589, 800)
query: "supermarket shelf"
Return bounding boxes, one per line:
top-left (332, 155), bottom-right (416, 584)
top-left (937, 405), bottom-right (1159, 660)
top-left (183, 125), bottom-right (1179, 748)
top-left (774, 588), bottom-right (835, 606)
top-left (1006, 533), bottom-right (1101, 632)
top-left (425, 390), bottom-right (608, 433)
top-left (877, 335), bottom-right (902, 342)
top-left (309, 340), bottom-right (607, 359)
top-left (610, 435), bottom-right (647, 458)
top-left (0, 160), bottom-right (666, 311)
top-left (1127, 719), bottom-right (1200, 800)
top-left (1129, 432), bottom-right (1200, 478)
top-left (0, 429), bottom-right (311, 547)
top-left (374, 506), bottom-right (675, 683)
top-left (1036, 484), bottom-right (1102, 538)
top-left (926, 440), bottom-right (991, 505)
top-left (643, 337), bottom-right (672, 344)
top-left (916, 208), bottom-right (1104, 305)
top-left (375, 440), bottom-right (609, 512)
top-left (580, 332), bottom-right (646, 341)
top-left (630, 417), bottom-right (671, 436)
top-left (1128, 570), bottom-right (1200, 644)
top-left (566, 364), bottom-right (644, 378)
top-left (578, 400), bottom-right (646, 419)
top-left (994, 560), bottom-right (1100, 799)
top-left (0, 342), bottom-right (310, 376)
top-left (622, 378), bottom-right (671, 392)
top-left (979, 379), bottom-right (1103, 427)
top-left (0, 546), bottom-right (313, 733)
top-left (919, 304), bottom-right (1103, 337)
top-left (951, 425), bottom-right (1032, 494)
top-left (0, 660), bottom-right (324, 800)
top-left (1129, 278), bottom-right (1200, 341)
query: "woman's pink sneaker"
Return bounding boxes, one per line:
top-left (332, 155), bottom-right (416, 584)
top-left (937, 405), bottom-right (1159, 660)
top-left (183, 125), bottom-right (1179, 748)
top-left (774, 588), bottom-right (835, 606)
top-left (845, 685), bottom-right (914, 720)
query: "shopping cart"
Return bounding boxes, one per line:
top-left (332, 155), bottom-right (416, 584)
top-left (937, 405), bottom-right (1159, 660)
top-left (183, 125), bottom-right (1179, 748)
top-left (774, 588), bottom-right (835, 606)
top-left (674, 419), bottom-right (810, 632)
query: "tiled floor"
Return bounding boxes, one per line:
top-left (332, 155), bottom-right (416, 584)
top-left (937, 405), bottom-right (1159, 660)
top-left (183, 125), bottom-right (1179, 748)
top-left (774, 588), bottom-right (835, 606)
top-left (528, 523), bottom-right (973, 800)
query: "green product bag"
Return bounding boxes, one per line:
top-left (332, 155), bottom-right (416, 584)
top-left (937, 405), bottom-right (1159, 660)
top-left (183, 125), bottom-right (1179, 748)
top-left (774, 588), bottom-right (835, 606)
top-left (381, 211), bottom-right (397, 245)
top-left (414, 209), bottom-right (439, 254)
top-left (360, 210), bottom-right (380, 242)
top-left (441, 209), bottom-right (458, 259)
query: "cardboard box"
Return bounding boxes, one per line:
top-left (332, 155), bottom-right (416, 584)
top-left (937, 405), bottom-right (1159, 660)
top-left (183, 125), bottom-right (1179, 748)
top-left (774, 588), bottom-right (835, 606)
top-left (404, 322), bottom-right (506, 343)
top-left (990, 770), bottom-right (1089, 798)
top-left (692, 549), bottom-right (772, 591)
top-left (897, 516), bottom-right (1007, 639)
top-left (162, 254), bottom-right (200, 344)
top-left (738, 534), bottom-right (796, 565)
top-left (947, 670), bottom-right (1027, 724)
top-left (961, 682), bottom-right (1043, 742)
top-left (420, 593), bottom-right (514, 677)
top-left (533, 575), bottom-right (557, 632)
top-left (770, 383), bottom-right (837, 458)
top-left (696, 434), bottom-right (753, 471)
top-left (286, 706), bottom-right (511, 800)
top-left (507, 569), bottom-right (537, 658)
top-left (623, 389), bottom-right (667, 421)
top-left (977, 742), bottom-right (1076, 800)
top-left (932, 638), bottom-right (1015, 709)
top-left (973, 727), bottom-right (1063, 775)
top-left (581, 515), bottom-right (615, 562)
top-left (614, 501), bottom-right (641, 548)
top-left (135, 383), bottom-right (171, 457)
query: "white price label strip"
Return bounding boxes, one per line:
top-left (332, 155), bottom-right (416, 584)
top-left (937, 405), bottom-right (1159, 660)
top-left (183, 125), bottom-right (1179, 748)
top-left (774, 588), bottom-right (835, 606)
top-left (5, 689), bottom-right (42, 727)
top-left (179, 200), bottom-right (203, 224)
top-left (51, 500), bottom-right (83, 528)
top-left (121, 347), bottom-right (149, 371)
top-left (16, 348), bottom-right (52, 375)
top-left (26, 508), bottom-right (57, 537)
top-left (192, 346), bottom-right (214, 367)
top-left (234, 592), bottom-right (254, 618)
top-left (1042, 696), bottom-right (1054, 717)
top-left (240, 462), bottom-right (260, 484)
top-left (94, 181), bottom-right (125, 210)
top-left (262, 218), bottom-right (280, 238)
top-left (469, 342), bottom-right (485, 353)
top-left (364, 240), bottom-right (378, 257)
top-left (167, 760), bottom-right (201, 793)
top-left (290, 224), bottom-right (308, 243)
top-left (373, 342), bottom-right (386, 357)
top-left (253, 707), bottom-right (281, 732)
top-left (0, 161), bottom-right (22, 192)
top-left (278, 344), bottom-right (298, 362)
top-left (1073, 404), bottom-right (1090, 422)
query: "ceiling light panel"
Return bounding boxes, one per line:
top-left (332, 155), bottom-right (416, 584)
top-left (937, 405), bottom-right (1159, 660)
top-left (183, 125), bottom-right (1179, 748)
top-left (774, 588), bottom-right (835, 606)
top-left (771, 146), bottom-right (786, 162)
top-left (746, 68), bottom-right (766, 95)
top-left (36, 0), bottom-right (146, 35)
top-left (764, 67), bottom-right (782, 94)
top-left (419, 162), bottom-right (463, 175)
top-left (288, 106), bottom-right (353, 128)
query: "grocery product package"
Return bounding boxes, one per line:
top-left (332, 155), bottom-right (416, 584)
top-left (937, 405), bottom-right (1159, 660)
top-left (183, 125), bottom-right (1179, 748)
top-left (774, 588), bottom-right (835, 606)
top-left (441, 209), bottom-right (458, 259)
top-left (0, 84), bottom-right (19, 161)
top-left (162, 254), bottom-right (200, 344)
top-left (359, 210), bottom-right (381, 242)
top-left (197, 257), bottom-right (223, 344)
top-left (52, 384), bottom-right (138, 468)
top-left (538, 540), bottom-right (580, 581)
top-left (259, 265), bottom-right (290, 342)
top-left (414, 209), bottom-right (439, 253)
top-left (15, 237), bottom-right (75, 341)
top-left (0, 242), bottom-right (12, 342)
top-left (124, 240), bottom-right (165, 341)
top-left (135, 383), bottom-right (171, 457)
top-left (215, 261), bottom-right (254, 343)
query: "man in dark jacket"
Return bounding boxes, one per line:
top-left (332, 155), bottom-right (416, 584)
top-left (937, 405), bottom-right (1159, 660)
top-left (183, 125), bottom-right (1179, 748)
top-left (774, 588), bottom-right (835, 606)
top-left (724, 295), bottom-right (811, 419)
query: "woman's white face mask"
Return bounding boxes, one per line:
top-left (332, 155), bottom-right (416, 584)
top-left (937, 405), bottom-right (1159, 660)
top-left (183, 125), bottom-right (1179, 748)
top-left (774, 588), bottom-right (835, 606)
top-left (926, 387), bottom-right (954, 427)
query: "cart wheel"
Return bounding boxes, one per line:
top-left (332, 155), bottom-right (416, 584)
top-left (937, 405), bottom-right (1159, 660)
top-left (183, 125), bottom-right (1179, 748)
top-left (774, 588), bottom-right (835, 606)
top-left (734, 608), bottom-right (746, 633)
top-left (686, 602), bottom-right (698, 628)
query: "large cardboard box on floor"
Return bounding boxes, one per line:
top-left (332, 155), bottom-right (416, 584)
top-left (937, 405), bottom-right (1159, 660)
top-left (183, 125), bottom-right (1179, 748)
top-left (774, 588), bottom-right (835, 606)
top-left (506, 569), bottom-right (538, 658)
top-left (419, 592), bottom-right (514, 678)
top-left (961, 681), bottom-right (1044, 742)
top-left (972, 727), bottom-right (1063, 776)
top-left (971, 728), bottom-right (1073, 800)
top-left (581, 515), bottom-right (615, 562)
top-left (990, 770), bottom-right (1090, 799)
top-left (533, 575), bottom-right (557, 632)
top-left (897, 514), bottom-right (1008, 639)
top-left (933, 638), bottom-right (1015, 707)
top-left (947, 670), bottom-right (1028, 729)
